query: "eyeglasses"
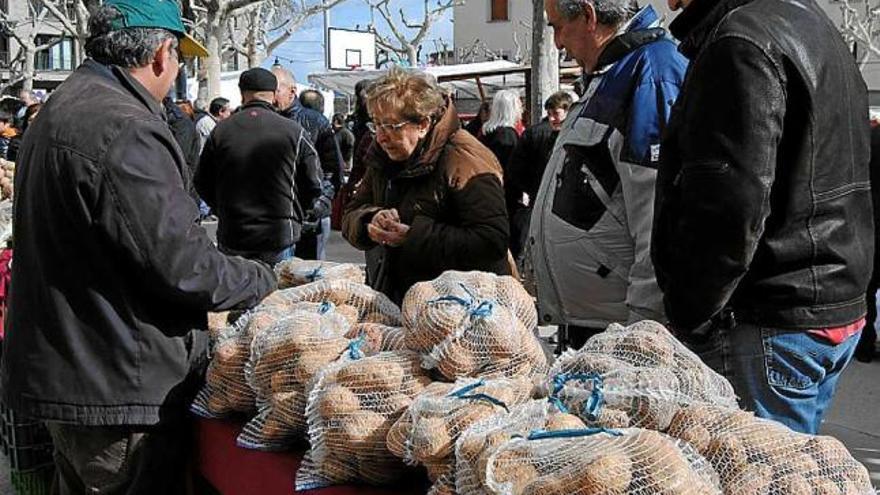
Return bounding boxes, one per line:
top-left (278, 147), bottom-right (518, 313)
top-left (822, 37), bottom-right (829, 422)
top-left (366, 120), bottom-right (415, 134)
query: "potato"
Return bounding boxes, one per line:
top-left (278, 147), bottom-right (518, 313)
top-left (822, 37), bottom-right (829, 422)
top-left (521, 477), bottom-right (569, 495)
top-left (491, 448), bottom-right (539, 494)
top-left (292, 352), bottom-right (338, 384)
top-left (770, 474), bottom-right (813, 495)
top-left (436, 341), bottom-right (478, 379)
top-left (336, 358), bottom-right (405, 393)
top-left (318, 385), bottom-right (361, 417)
top-left (675, 424), bottom-right (712, 453)
top-left (565, 353), bottom-right (623, 376)
top-left (620, 330), bottom-right (674, 366)
top-left (705, 434), bottom-right (750, 483)
top-left (411, 417), bottom-right (454, 461)
top-left (270, 391), bottom-right (303, 423)
top-left (337, 410), bottom-right (390, 449)
top-left (813, 478), bottom-right (843, 495)
top-left (634, 431), bottom-right (694, 489)
top-left (335, 304), bottom-right (360, 325)
top-left (545, 413), bottom-right (586, 431)
top-left (386, 415), bottom-right (412, 458)
top-left (269, 369), bottom-right (297, 393)
top-left (581, 449), bottom-right (632, 495)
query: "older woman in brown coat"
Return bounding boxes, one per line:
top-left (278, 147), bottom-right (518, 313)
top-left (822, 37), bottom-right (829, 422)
top-left (342, 67), bottom-right (510, 303)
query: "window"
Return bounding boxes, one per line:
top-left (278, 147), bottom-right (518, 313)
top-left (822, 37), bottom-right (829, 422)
top-left (221, 50), bottom-right (240, 72)
top-left (490, 0), bottom-right (509, 21)
top-left (35, 36), bottom-right (73, 71)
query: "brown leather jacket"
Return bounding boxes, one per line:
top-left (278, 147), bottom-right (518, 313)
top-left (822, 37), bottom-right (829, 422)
top-left (342, 101), bottom-right (511, 303)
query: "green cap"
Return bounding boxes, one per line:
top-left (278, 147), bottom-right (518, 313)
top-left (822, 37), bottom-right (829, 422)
top-left (105, 0), bottom-right (209, 58)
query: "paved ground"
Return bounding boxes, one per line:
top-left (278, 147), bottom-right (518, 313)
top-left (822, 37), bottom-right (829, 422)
top-left (0, 231), bottom-right (877, 493)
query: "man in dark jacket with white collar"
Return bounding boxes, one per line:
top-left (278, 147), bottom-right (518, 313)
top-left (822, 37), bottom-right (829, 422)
top-left (196, 68), bottom-right (324, 264)
top-left (0, 1), bottom-right (277, 492)
top-left (653, 0), bottom-right (872, 434)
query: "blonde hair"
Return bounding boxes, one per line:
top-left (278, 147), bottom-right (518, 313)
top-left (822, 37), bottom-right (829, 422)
top-left (366, 66), bottom-right (445, 123)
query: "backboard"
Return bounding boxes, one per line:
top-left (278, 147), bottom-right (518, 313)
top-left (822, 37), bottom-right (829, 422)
top-left (328, 28), bottom-right (377, 70)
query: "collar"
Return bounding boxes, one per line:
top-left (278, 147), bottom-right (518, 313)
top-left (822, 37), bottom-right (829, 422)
top-left (593, 6), bottom-right (666, 71)
top-left (669, 0), bottom-right (756, 58)
top-left (241, 100), bottom-right (277, 112)
top-left (82, 59), bottom-right (164, 117)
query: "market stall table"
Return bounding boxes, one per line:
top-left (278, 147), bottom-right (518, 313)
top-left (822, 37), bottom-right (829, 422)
top-left (195, 417), bottom-right (428, 495)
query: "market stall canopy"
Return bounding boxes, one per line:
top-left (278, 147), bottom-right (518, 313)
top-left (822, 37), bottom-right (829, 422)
top-left (307, 61), bottom-right (528, 101)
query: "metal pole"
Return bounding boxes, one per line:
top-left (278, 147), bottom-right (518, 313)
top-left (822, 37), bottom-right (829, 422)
top-left (324, 0), bottom-right (331, 70)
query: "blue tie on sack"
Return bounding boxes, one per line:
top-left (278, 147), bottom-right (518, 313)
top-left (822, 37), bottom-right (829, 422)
top-left (526, 427), bottom-right (623, 441)
top-left (447, 379), bottom-right (511, 413)
top-left (548, 372), bottom-right (606, 421)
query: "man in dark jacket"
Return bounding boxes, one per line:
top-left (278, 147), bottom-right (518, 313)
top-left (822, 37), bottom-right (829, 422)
top-left (196, 68), bottom-right (323, 265)
top-left (0, 2), bottom-right (277, 492)
top-left (653, 0), bottom-right (872, 434)
top-left (272, 66), bottom-right (343, 260)
top-left (164, 95), bottom-right (200, 201)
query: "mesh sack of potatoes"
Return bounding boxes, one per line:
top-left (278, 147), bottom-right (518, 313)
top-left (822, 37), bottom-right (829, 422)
top-left (261, 279), bottom-right (402, 327)
top-left (665, 403), bottom-right (873, 495)
top-left (295, 350), bottom-right (435, 490)
top-left (190, 301), bottom-right (331, 418)
top-left (544, 320), bottom-right (738, 431)
top-left (387, 377), bottom-right (534, 491)
top-left (345, 322), bottom-right (407, 354)
top-left (402, 271), bottom-right (537, 347)
top-left (455, 399), bottom-right (597, 495)
top-left (236, 304), bottom-right (352, 450)
top-left (275, 258), bottom-right (366, 289)
top-left (482, 426), bottom-right (723, 495)
top-left (401, 271), bottom-right (547, 380)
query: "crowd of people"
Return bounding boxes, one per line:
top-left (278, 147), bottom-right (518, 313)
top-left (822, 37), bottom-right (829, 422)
top-left (0, 0), bottom-right (876, 492)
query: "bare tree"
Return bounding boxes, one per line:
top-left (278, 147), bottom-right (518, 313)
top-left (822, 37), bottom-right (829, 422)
top-left (41, 0), bottom-right (100, 64)
top-left (530, 0), bottom-right (557, 124)
top-left (227, 0), bottom-right (349, 69)
top-left (838, 0), bottom-right (880, 69)
top-left (366, 0), bottom-right (462, 67)
top-left (0, 0), bottom-right (65, 92)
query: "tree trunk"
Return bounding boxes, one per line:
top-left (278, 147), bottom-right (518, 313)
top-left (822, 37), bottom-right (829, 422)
top-left (406, 44), bottom-right (418, 67)
top-left (530, 1), bottom-right (559, 125)
top-left (22, 44), bottom-right (35, 92)
top-left (206, 18), bottom-right (224, 99)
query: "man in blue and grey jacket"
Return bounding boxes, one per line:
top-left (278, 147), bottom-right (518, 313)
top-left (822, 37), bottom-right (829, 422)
top-left (529, 0), bottom-right (688, 349)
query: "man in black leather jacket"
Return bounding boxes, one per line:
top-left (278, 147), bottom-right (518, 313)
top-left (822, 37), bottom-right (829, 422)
top-left (653, 0), bottom-right (872, 434)
top-left (196, 68), bottom-right (324, 264)
top-left (0, 2), bottom-right (277, 492)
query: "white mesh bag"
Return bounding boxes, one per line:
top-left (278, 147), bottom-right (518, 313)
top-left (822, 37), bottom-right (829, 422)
top-left (401, 271), bottom-right (546, 380)
top-left (262, 279), bottom-right (401, 327)
top-left (275, 258), bottom-right (366, 289)
top-left (666, 404), bottom-right (873, 494)
top-left (295, 350), bottom-right (434, 490)
top-left (387, 377), bottom-right (534, 492)
top-left (236, 304), bottom-right (351, 450)
top-left (191, 301), bottom-right (332, 418)
top-left (546, 320), bottom-right (738, 431)
top-left (483, 427), bottom-right (723, 495)
top-left (344, 322), bottom-right (407, 355)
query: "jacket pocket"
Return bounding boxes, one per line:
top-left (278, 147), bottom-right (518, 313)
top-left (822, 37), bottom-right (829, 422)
top-left (551, 143), bottom-right (619, 231)
top-left (674, 160), bottom-right (729, 185)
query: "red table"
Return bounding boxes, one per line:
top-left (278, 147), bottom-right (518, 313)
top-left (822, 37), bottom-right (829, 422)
top-left (195, 418), bottom-right (427, 495)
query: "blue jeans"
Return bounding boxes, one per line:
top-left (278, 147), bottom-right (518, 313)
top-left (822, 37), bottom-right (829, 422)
top-left (689, 321), bottom-right (860, 434)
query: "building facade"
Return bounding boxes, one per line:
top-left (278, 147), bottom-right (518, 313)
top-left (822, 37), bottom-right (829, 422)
top-left (453, 0), bottom-right (880, 91)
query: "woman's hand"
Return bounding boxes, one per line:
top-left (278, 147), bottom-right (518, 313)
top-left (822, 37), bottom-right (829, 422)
top-left (372, 208), bottom-right (400, 230)
top-left (367, 220), bottom-right (410, 247)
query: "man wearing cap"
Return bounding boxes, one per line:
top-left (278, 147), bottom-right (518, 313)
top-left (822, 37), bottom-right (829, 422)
top-left (0, 1), bottom-right (277, 493)
top-left (196, 68), bottom-right (323, 264)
